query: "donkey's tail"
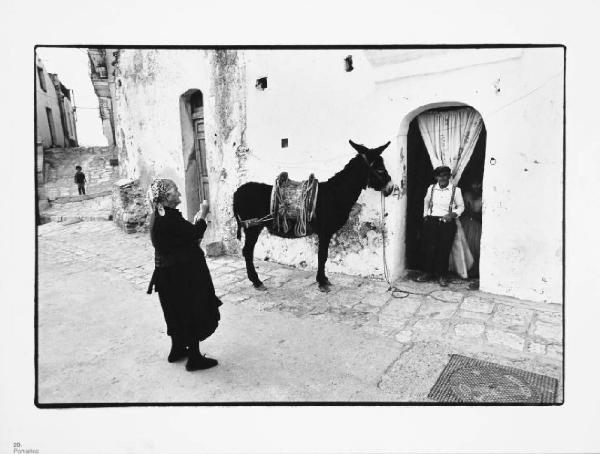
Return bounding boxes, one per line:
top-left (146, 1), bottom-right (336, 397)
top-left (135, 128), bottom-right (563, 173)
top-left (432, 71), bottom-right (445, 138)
top-left (236, 216), bottom-right (242, 240)
top-left (233, 191), bottom-right (242, 241)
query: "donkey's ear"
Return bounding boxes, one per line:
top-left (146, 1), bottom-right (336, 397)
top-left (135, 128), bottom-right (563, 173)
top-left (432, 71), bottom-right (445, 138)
top-left (373, 141), bottom-right (391, 155)
top-left (349, 139), bottom-right (366, 154)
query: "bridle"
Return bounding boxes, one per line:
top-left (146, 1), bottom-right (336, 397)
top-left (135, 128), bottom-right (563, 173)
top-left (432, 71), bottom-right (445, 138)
top-left (358, 153), bottom-right (388, 187)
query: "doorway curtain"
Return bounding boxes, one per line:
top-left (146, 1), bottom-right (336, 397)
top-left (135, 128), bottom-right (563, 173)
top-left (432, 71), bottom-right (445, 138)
top-left (417, 107), bottom-right (483, 278)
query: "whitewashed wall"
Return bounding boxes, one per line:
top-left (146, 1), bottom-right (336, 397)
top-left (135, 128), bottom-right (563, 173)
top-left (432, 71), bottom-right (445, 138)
top-left (112, 48), bottom-right (563, 304)
top-left (243, 50), bottom-right (390, 278)
top-left (243, 48), bottom-right (563, 303)
top-left (366, 48), bottom-right (563, 303)
top-left (111, 49), bottom-right (246, 248)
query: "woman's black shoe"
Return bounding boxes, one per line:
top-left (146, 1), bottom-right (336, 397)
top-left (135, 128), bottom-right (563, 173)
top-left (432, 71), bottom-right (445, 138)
top-left (185, 354), bottom-right (218, 371)
top-left (168, 346), bottom-right (188, 363)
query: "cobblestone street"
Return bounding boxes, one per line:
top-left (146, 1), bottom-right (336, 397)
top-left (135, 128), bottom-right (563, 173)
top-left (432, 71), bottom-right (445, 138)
top-left (37, 220), bottom-right (563, 403)
top-left (40, 192), bottom-right (113, 223)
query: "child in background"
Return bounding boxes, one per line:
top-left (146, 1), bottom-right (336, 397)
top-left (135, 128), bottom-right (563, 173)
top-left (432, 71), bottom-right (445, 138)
top-left (74, 166), bottom-right (86, 195)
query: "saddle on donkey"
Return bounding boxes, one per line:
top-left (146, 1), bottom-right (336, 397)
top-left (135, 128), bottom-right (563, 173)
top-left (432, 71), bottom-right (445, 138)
top-left (269, 172), bottom-right (319, 238)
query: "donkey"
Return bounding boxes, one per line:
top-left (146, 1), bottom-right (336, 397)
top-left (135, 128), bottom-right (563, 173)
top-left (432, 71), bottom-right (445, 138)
top-left (233, 140), bottom-right (395, 292)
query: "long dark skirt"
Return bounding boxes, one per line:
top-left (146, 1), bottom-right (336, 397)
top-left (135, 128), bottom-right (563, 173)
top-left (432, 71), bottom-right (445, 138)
top-left (153, 255), bottom-right (221, 345)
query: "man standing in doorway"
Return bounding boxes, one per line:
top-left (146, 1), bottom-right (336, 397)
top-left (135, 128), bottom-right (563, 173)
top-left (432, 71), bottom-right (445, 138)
top-left (74, 165), bottom-right (86, 195)
top-left (416, 166), bottom-right (464, 287)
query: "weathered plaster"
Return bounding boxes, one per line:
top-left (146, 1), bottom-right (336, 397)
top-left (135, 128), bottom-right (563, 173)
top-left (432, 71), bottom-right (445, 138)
top-left (111, 49), bottom-right (246, 250)
top-left (363, 48), bottom-right (564, 303)
top-left (108, 48), bottom-right (563, 304)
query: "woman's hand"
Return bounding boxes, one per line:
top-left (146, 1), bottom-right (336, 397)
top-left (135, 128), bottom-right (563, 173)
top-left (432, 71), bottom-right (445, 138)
top-left (200, 200), bottom-right (210, 217)
top-left (194, 200), bottom-right (210, 223)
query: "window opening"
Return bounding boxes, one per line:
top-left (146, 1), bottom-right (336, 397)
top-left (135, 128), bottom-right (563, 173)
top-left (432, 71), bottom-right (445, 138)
top-left (256, 77), bottom-right (268, 90)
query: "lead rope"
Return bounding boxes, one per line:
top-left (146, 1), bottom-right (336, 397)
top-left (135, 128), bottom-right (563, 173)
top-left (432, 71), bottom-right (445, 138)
top-left (380, 192), bottom-right (409, 299)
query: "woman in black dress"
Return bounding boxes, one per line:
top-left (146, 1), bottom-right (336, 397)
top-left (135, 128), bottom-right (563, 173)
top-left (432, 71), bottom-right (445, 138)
top-left (146, 178), bottom-right (221, 371)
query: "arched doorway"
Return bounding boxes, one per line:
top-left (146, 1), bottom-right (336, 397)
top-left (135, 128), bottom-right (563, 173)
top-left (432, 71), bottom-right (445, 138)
top-left (179, 89), bottom-right (209, 221)
top-left (404, 105), bottom-right (487, 280)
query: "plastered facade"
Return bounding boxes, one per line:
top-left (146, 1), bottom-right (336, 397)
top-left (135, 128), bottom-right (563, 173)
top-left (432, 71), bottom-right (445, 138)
top-left (36, 56), bottom-right (77, 148)
top-left (105, 48), bottom-right (564, 304)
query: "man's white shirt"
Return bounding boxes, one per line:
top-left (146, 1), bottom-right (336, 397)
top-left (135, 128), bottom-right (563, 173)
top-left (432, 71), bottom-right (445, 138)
top-left (423, 183), bottom-right (465, 217)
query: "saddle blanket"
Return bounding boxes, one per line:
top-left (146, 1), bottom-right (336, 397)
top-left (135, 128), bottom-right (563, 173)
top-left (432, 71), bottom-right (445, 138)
top-left (269, 172), bottom-right (318, 237)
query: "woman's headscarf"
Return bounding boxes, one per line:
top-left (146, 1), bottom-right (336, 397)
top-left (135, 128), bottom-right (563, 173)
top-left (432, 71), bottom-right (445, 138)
top-left (147, 178), bottom-right (176, 216)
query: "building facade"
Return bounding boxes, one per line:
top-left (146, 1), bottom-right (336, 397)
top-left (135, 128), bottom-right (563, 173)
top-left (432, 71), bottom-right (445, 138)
top-left (90, 48), bottom-right (564, 304)
top-left (87, 48), bottom-right (118, 147)
top-left (36, 55), bottom-right (79, 148)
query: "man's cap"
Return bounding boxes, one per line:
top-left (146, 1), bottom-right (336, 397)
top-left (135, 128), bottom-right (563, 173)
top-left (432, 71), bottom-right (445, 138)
top-left (433, 165), bottom-right (451, 177)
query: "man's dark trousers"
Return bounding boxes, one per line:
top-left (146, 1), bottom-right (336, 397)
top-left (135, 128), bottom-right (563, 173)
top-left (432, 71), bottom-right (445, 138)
top-left (421, 216), bottom-right (456, 276)
top-left (78, 184), bottom-right (85, 195)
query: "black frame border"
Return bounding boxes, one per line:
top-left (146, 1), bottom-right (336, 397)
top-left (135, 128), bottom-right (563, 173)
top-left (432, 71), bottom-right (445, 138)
top-left (33, 43), bottom-right (566, 409)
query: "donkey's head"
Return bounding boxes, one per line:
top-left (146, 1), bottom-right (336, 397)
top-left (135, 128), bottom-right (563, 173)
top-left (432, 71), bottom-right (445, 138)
top-left (349, 140), bottom-right (395, 196)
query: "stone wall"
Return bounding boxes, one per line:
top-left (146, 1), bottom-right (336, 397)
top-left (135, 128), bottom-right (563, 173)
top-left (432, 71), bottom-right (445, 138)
top-left (111, 179), bottom-right (150, 233)
top-left (42, 146), bottom-right (120, 200)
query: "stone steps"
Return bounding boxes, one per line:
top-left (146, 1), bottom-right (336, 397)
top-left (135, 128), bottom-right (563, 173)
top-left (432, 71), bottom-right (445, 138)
top-left (40, 145), bottom-right (120, 200)
top-left (51, 190), bottom-right (112, 204)
top-left (39, 214), bottom-right (113, 225)
top-left (40, 191), bottom-right (113, 225)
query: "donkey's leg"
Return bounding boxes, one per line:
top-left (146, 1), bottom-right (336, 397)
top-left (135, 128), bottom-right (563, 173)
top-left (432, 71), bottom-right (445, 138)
top-left (317, 233), bottom-right (332, 292)
top-left (242, 226), bottom-right (266, 290)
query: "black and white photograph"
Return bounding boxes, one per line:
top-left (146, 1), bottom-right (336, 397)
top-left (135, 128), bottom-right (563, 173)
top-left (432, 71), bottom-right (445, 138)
top-left (3, 1), bottom-right (600, 453)
top-left (35, 45), bottom-right (565, 404)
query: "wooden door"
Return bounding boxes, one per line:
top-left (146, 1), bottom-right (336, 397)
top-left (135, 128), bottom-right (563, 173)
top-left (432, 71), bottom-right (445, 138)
top-left (192, 106), bottom-right (209, 202)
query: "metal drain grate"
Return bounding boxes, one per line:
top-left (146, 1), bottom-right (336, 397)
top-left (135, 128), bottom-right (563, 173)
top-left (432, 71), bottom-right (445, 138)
top-left (428, 354), bottom-right (559, 403)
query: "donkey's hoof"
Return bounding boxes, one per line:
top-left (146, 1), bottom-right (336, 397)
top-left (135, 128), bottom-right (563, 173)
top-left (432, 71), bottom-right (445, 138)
top-left (317, 277), bottom-right (332, 286)
top-left (318, 284), bottom-right (331, 293)
top-left (254, 283), bottom-right (267, 291)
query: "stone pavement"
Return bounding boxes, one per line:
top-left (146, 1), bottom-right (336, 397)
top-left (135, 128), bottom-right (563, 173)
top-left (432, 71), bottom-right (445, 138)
top-left (37, 220), bottom-right (563, 403)
top-left (40, 193), bottom-right (113, 223)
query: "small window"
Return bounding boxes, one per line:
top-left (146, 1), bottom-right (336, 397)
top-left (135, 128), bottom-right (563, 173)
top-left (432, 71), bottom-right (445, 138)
top-left (281, 138), bottom-right (288, 148)
top-left (256, 77), bottom-right (267, 90)
top-left (37, 66), bottom-right (47, 91)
